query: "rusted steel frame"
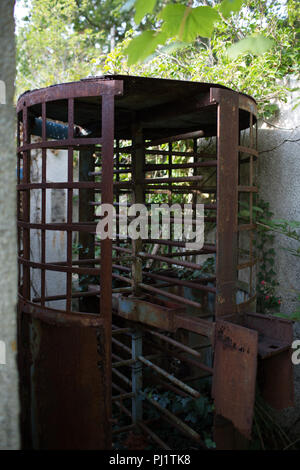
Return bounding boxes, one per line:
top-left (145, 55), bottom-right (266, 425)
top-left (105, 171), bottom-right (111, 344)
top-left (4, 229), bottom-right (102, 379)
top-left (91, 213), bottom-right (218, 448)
top-left (164, 249), bottom-right (213, 258)
top-left (249, 112), bottom-right (255, 295)
top-left (238, 145), bottom-right (258, 157)
top-left (238, 94), bottom-right (258, 115)
top-left (151, 374), bottom-right (190, 398)
top-left (137, 251), bottom-right (206, 271)
top-left (143, 335), bottom-right (213, 375)
top-left (18, 221), bottom-right (98, 231)
top-left (138, 92), bottom-right (211, 126)
top-left (140, 130), bottom-right (204, 149)
top-left (16, 79), bottom-right (123, 112)
top-left (144, 395), bottom-right (206, 447)
top-left (139, 283), bottom-right (202, 309)
top-left (79, 147), bottom-right (95, 312)
top-left (112, 392), bottom-right (134, 401)
top-left (17, 137), bottom-right (103, 152)
top-left (238, 185), bottom-right (258, 193)
top-left (17, 181), bottom-right (130, 190)
top-left (19, 257), bottom-right (101, 275)
top-left (238, 223), bottom-right (256, 231)
top-left (143, 176), bottom-right (203, 184)
top-left (142, 271), bottom-right (216, 294)
top-left (212, 88), bottom-right (239, 317)
top-left (146, 329), bottom-right (211, 362)
top-left (131, 124), bottom-right (144, 297)
top-left (144, 161), bottom-right (217, 171)
top-left (112, 328), bottom-right (132, 335)
top-left (19, 296), bottom-right (105, 327)
top-left (66, 98), bottom-right (74, 312)
top-left (145, 186), bottom-right (216, 193)
top-left (139, 355), bottom-right (201, 399)
top-left (89, 169), bottom-right (132, 176)
top-left (140, 238), bottom-right (217, 248)
top-left (113, 359), bottom-right (135, 368)
top-left (174, 314), bottom-right (214, 340)
top-left (32, 286), bottom-right (132, 303)
top-left (100, 91), bottom-right (118, 449)
top-left (22, 105), bottom-right (31, 301)
top-left (41, 102), bottom-right (46, 306)
top-left (112, 273), bottom-right (132, 285)
top-left (143, 334), bottom-right (213, 374)
top-left (138, 422), bottom-right (171, 450)
top-left (237, 258), bottom-right (257, 270)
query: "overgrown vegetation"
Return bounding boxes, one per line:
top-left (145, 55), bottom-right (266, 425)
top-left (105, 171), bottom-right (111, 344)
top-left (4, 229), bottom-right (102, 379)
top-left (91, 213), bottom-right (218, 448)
top-left (16, 0), bottom-right (299, 117)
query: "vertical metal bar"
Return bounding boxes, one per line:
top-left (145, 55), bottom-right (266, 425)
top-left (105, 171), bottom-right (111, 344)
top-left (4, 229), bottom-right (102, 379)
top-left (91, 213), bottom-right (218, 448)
top-left (22, 105), bottom-right (31, 300)
top-left (66, 98), bottom-right (74, 312)
top-left (100, 92), bottom-right (115, 448)
top-left (131, 328), bottom-right (143, 424)
top-left (41, 102), bottom-right (46, 306)
top-left (249, 113), bottom-right (253, 295)
top-left (212, 88), bottom-right (239, 317)
top-left (78, 149), bottom-right (95, 311)
top-left (131, 124), bottom-right (144, 295)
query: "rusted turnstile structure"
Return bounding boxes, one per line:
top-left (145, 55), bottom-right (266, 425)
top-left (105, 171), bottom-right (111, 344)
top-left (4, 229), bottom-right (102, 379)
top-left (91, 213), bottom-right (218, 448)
top-left (17, 76), bottom-right (294, 449)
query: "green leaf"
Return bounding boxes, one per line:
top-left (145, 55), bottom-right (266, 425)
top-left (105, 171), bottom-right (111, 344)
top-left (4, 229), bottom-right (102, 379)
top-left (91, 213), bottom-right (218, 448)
top-left (226, 34), bottom-right (274, 58)
top-left (159, 4), bottom-right (220, 42)
top-left (220, 0), bottom-right (244, 18)
top-left (125, 30), bottom-right (167, 65)
top-left (134, 0), bottom-right (157, 24)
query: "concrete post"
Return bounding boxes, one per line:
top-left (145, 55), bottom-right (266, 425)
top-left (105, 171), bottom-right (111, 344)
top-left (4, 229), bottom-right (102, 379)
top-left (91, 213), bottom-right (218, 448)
top-left (0, 0), bottom-right (19, 449)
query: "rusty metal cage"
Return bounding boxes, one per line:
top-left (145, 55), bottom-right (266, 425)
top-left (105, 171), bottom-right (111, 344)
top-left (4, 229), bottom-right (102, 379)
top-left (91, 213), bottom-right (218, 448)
top-left (17, 76), bottom-right (294, 450)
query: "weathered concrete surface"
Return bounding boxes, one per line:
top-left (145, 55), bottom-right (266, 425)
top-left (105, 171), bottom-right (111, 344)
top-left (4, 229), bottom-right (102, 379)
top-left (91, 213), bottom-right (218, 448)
top-left (257, 79), bottom-right (300, 439)
top-left (0, 0), bottom-right (19, 449)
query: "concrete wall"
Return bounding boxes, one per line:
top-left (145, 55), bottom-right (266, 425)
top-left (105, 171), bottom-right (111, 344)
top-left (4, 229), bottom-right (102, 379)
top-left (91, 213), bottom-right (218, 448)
top-left (257, 78), bottom-right (300, 437)
top-left (0, 0), bottom-right (19, 450)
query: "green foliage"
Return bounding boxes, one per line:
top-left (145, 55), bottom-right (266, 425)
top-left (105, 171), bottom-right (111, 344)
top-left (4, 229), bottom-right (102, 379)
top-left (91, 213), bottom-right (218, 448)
top-left (257, 216), bottom-right (300, 319)
top-left (124, 0), bottom-right (276, 65)
top-left (254, 198), bottom-right (281, 313)
top-left (134, 0), bottom-right (157, 24)
top-left (226, 34), bottom-right (274, 58)
top-left (125, 30), bottom-right (167, 65)
top-left (219, 0), bottom-right (244, 18)
top-left (140, 386), bottom-right (215, 448)
top-left (159, 4), bottom-right (220, 41)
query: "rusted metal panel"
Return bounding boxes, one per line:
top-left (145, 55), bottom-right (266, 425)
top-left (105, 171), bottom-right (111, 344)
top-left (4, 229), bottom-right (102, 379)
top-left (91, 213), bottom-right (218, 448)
top-left (245, 312), bottom-right (294, 409)
top-left (213, 320), bottom-right (258, 439)
top-left (19, 314), bottom-right (109, 449)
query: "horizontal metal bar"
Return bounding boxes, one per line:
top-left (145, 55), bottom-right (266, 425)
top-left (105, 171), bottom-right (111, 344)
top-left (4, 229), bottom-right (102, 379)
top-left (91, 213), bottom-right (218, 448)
top-left (112, 359), bottom-right (135, 368)
top-left (139, 356), bottom-right (201, 398)
top-left (142, 271), bottom-right (216, 294)
top-left (139, 283), bottom-right (202, 309)
top-left (143, 176), bottom-right (203, 184)
top-left (144, 161), bottom-right (217, 171)
top-left (112, 328), bottom-right (132, 336)
top-left (112, 392), bottom-right (134, 402)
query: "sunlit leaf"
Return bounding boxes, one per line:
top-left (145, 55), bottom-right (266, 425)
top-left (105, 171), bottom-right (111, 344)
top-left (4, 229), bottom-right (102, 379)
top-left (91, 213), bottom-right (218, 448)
top-left (159, 4), bottom-right (220, 41)
top-left (220, 0), bottom-right (244, 18)
top-left (125, 30), bottom-right (167, 65)
top-left (134, 0), bottom-right (157, 24)
top-left (226, 34), bottom-right (274, 58)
